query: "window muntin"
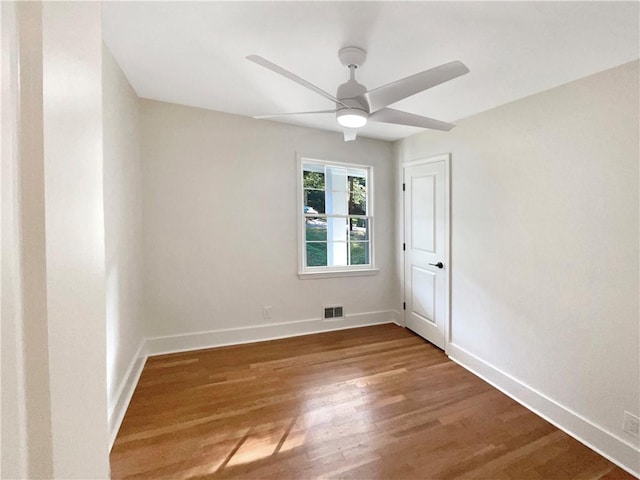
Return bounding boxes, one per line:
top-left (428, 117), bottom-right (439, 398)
top-left (301, 159), bottom-right (373, 273)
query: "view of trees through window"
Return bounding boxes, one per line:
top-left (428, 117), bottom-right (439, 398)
top-left (302, 162), bottom-right (371, 268)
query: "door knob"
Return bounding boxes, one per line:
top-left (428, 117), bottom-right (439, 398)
top-left (429, 262), bottom-right (444, 269)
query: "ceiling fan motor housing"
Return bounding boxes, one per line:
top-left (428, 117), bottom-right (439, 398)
top-left (336, 80), bottom-right (368, 111)
top-left (336, 80), bottom-right (369, 128)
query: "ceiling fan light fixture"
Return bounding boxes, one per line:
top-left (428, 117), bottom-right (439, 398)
top-left (336, 109), bottom-right (368, 128)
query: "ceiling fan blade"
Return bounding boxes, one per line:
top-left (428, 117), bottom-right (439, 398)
top-left (247, 55), bottom-right (350, 109)
top-left (343, 128), bottom-right (358, 142)
top-left (360, 61), bottom-right (469, 113)
top-left (370, 108), bottom-right (455, 131)
top-left (254, 109), bottom-right (337, 119)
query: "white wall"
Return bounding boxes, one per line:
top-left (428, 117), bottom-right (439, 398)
top-left (42, 2), bottom-right (110, 477)
top-left (2, 2), bottom-right (54, 477)
top-left (102, 44), bottom-right (145, 443)
top-left (1, 2), bottom-right (30, 477)
top-left (140, 100), bottom-right (396, 347)
top-left (2, 2), bottom-right (111, 477)
top-left (394, 61), bottom-right (639, 473)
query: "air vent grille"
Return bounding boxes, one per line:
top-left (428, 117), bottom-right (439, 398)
top-left (323, 306), bottom-right (344, 319)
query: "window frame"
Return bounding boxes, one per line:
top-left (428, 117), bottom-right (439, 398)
top-left (297, 155), bottom-right (378, 279)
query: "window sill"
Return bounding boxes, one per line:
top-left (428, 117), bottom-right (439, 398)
top-left (297, 268), bottom-right (379, 280)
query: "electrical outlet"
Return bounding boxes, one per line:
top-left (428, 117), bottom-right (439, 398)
top-left (262, 306), bottom-right (272, 320)
top-left (623, 411), bottom-right (640, 438)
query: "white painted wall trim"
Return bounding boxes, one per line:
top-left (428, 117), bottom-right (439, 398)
top-left (108, 339), bottom-right (146, 450)
top-left (448, 343), bottom-right (640, 477)
top-left (146, 310), bottom-right (396, 356)
top-left (390, 309), bottom-right (403, 327)
top-left (298, 268), bottom-right (379, 279)
top-left (401, 153), bottom-right (452, 168)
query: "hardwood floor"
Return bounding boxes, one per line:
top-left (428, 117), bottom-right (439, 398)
top-left (110, 324), bottom-right (632, 479)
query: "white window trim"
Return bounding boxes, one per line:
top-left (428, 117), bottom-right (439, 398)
top-left (297, 155), bottom-right (378, 279)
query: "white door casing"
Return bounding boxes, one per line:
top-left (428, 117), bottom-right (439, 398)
top-left (403, 155), bottom-right (450, 350)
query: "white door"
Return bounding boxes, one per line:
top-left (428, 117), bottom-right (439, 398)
top-left (403, 157), bottom-right (449, 350)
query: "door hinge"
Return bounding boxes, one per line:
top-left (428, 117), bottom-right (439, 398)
top-left (402, 183), bottom-right (406, 192)
top-left (403, 243), bottom-right (406, 251)
top-left (403, 302), bottom-right (406, 310)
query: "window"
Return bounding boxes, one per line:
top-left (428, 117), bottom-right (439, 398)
top-left (298, 157), bottom-right (376, 277)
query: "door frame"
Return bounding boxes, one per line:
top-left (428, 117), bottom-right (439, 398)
top-left (402, 153), bottom-right (452, 353)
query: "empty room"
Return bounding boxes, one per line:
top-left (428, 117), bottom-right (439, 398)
top-left (2, 1), bottom-right (639, 479)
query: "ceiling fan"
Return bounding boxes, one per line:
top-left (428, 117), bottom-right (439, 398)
top-left (247, 47), bottom-right (469, 142)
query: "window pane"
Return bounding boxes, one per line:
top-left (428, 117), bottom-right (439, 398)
top-left (348, 175), bottom-right (367, 215)
top-left (305, 217), bottom-right (326, 242)
top-left (349, 218), bottom-right (368, 242)
top-left (327, 242), bottom-right (348, 267)
top-left (303, 167), bottom-right (325, 189)
top-left (350, 242), bottom-right (370, 265)
top-left (306, 242), bottom-right (327, 266)
top-left (303, 167), bottom-right (325, 215)
top-left (304, 189), bottom-right (325, 214)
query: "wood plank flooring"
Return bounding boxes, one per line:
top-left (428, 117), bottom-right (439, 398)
top-left (110, 324), bottom-right (633, 479)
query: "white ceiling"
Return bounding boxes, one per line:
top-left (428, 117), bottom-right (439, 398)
top-left (103, 1), bottom-right (639, 142)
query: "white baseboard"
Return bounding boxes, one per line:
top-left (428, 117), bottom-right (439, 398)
top-left (448, 343), bottom-right (640, 478)
top-left (145, 310), bottom-right (397, 356)
top-left (390, 309), bottom-right (403, 327)
top-left (108, 339), bottom-right (147, 450)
